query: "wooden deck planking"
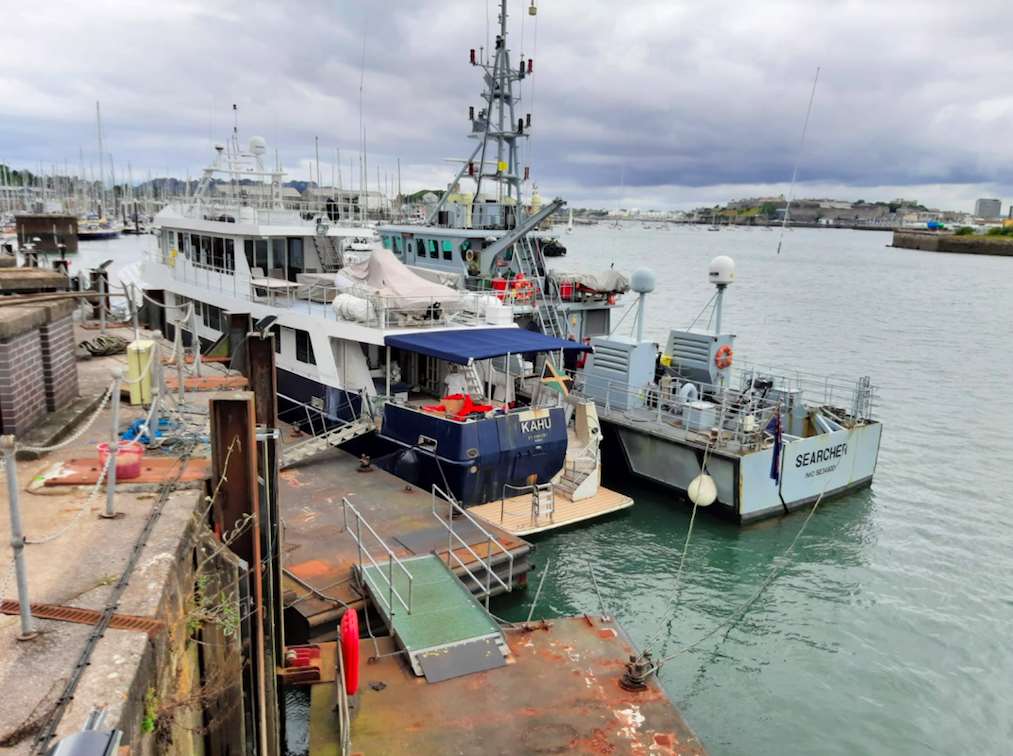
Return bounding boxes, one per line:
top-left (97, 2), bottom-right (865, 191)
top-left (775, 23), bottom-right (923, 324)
top-left (468, 486), bottom-right (633, 536)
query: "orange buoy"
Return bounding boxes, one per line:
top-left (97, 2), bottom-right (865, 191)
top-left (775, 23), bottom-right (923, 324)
top-left (714, 344), bottom-right (734, 370)
top-left (340, 608), bottom-right (359, 696)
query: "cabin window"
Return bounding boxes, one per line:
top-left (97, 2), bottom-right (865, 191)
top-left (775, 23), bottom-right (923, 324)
top-left (200, 236), bottom-right (212, 267)
top-left (244, 239), bottom-right (254, 270)
top-left (254, 240), bottom-right (269, 273)
top-left (202, 303), bottom-right (222, 331)
top-left (272, 238), bottom-right (286, 274)
top-left (427, 239), bottom-right (438, 259)
top-left (416, 239), bottom-right (425, 258)
top-left (176, 232), bottom-right (184, 252)
top-left (295, 329), bottom-right (315, 365)
top-left (392, 236), bottom-right (401, 254)
top-left (271, 324), bottom-right (281, 354)
top-left (212, 237), bottom-right (225, 269)
top-left (382, 235), bottom-right (392, 249)
top-left (442, 239), bottom-right (453, 260)
top-left (225, 239), bottom-right (235, 272)
top-left (190, 235), bottom-right (200, 264)
top-left (460, 239), bottom-right (472, 261)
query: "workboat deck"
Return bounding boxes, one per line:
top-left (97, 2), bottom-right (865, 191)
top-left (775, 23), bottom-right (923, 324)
top-left (307, 619), bottom-right (706, 755)
top-left (469, 486), bottom-right (633, 536)
top-left (278, 444), bottom-right (533, 643)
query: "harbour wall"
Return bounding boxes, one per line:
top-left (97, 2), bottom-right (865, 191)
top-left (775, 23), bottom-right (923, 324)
top-left (892, 230), bottom-right (1013, 257)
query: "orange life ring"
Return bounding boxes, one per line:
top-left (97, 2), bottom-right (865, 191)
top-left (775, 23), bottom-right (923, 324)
top-left (340, 608), bottom-right (359, 695)
top-left (714, 344), bottom-right (734, 370)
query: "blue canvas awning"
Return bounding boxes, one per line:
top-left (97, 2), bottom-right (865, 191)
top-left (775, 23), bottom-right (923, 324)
top-left (384, 328), bottom-right (591, 365)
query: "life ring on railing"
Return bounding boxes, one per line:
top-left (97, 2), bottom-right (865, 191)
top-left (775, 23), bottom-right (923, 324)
top-left (465, 248), bottom-right (476, 263)
top-left (340, 608), bottom-right (359, 695)
top-left (576, 337), bottom-right (591, 369)
top-left (714, 344), bottom-right (734, 370)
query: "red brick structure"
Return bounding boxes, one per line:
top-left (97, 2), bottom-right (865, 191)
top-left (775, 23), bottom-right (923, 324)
top-left (35, 301), bottom-right (79, 411)
top-left (0, 308), bottom-right (48, 435)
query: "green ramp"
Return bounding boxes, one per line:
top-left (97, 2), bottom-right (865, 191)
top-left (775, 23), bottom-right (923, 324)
top-left (357, 554), bottom-right (507, 683)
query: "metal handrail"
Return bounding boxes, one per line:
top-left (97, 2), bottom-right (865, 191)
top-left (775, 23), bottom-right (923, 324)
top-left (431, 484), bottom-right (513, 608)
top-left (500, 482), bottom-right (554, 526)
top-left (341, 497), bottom-right (413, 616)
top-left (334, 631), bottom-right (352, 756)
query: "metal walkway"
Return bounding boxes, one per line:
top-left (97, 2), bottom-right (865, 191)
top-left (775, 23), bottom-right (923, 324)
top-left (342, 497), bottom-right (509, 683)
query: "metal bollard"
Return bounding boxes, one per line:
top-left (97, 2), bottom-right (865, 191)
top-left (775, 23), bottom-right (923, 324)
top-left (98, 274), bottom-right (107, 335)
top-left (188, 307), bottom-right (202, 377)
top-left (1, 435), bottom-right (37, 640)
top-left (129, 283), bottom-right (140, 342)
top-left (100, 371), bottom-right (124, 520)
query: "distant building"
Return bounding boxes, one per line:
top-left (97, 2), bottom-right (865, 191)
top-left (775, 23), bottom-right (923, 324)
top-left (974, 198), bottom-right (1001, 219)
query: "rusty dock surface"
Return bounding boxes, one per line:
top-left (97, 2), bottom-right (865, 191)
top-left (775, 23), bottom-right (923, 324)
top-left (278, 446), bottom-right (534, 642)
top-left (308, 616), bottom-right (705, 755)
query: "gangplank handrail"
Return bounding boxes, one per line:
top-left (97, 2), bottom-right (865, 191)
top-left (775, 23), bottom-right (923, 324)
top-left (341, 497), bottom-right (413, 616)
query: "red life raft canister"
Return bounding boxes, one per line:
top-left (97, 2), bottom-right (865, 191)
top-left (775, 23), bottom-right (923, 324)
top-left (340, 608), bottom-right (360, 696)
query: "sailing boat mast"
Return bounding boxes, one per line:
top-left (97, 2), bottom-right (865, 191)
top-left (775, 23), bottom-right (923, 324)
top-left (96, 101), bottom-right (105, 216)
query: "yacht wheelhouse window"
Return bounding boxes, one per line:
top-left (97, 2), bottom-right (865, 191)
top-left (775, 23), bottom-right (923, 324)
top-left (442, 239), bottom-right (453, 260)
top-left (295, 329), bottom-right (315, 365)
top-left (244, 240), bottom-right (254, 270)
top-left (225, 239), bottom-right (235, 272)
top-left (176, 232), bottom-right (185, 252)
top-left (212, 237), bottom-right (225, 269)
top-left (416, 239), bottom-right (425, 258)
top-left (427, 239), bottom-right (438, 259)
top-left (190, 235), bottom-right (200, 264)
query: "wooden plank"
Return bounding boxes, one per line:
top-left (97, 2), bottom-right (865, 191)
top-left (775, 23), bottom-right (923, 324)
top-left (164, 374), bottom-right (249, 392)
top-left (467, 486), bottom-right (633, 536)
top-left (43, 457), bottom-right (210, 486)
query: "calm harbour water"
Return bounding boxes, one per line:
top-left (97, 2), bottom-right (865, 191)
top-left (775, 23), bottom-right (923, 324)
top-left (495, 223), bottom-right (1013, 755)
top-left (94, 225), bottom-right (1013, 754)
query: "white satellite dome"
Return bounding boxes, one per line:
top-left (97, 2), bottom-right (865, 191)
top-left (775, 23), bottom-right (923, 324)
top-left (708, 255), bottom-right (735, 286)
top-left (248, 136), bottom-right (267, 155)
top-left (630, 268), bottom-right (656, 294)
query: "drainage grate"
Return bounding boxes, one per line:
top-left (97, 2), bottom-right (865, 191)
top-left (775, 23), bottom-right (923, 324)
top-left (0, 600), bottom-right (164, 637)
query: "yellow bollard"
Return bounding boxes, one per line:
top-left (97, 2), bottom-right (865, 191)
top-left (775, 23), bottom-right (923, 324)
top-left (126, 339), bottom-right (155, 405)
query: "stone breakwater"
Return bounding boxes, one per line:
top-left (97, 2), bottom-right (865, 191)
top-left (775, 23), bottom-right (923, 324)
top-left (892, 230), bottom-right (1013, 257)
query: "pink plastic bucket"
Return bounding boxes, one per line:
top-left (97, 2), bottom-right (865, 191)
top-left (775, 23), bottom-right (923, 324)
top-left (97, 440), bottom-right (145, 480)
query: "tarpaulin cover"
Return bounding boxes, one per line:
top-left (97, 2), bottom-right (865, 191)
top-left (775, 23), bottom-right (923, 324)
top-left (547, 269), bottom-right (630, 292)
top-left (335, 247), bottom-right (461, 308)
top-left (384, 328), bottom-right (591, 365)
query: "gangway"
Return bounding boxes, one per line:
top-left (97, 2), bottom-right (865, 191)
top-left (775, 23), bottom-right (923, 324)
top-left (342, 497), bottom-right (508, 683)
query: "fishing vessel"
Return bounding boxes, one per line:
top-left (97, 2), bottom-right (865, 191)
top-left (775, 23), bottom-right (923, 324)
top-left (376, 0), bottom-right (626, 344)
top-left (575, 256), bottom-right (882, 523)
top-left (136, 129), bottom-right (605, 510)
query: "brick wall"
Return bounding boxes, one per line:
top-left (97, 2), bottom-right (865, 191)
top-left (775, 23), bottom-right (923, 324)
top-left (39, 313), bottom-right (79, 411)
top-left (0, 329), bottom-right (47, 435)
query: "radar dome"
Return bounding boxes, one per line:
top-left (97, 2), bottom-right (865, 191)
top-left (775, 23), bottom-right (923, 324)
top-left (708, 255), bottom-right (735, 286)
top-left (630, 268), bottom-right (656, 294)
top-left (248, 136), bottom-right (267, 155)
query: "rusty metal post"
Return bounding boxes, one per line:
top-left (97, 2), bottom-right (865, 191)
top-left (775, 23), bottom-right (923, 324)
top-left (208, 393), bottom-right (279, 756)
top-left (246, 331), bottom-right (283, 661)
top-left (1, 435), bottom-right (37, 640)
top-left (228, 312), bottom-right (252, 377)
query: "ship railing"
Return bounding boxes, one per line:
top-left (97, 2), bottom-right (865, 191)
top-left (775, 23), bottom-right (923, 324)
top-left (500, 482), bottom-right (555, 527)
top-left (569, 371), bottom-right (783, 449)
top-left (729, 360), bottom-right (879, 421)
top-left (431, 484), bottom-right (513, 609)
top-left (148, 248), bottom-right (504, 331)
top-left (341, 497), bottom-right (413, 617)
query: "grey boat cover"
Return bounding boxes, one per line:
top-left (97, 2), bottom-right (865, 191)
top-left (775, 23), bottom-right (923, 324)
top-left (547, 269), bottom-right (630, 293)
top-left (334, 248), bottom-right (461, 310)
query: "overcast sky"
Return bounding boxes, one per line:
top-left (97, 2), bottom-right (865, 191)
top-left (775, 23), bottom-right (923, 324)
top-left (3, 0), bottom-right (1012, 211)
